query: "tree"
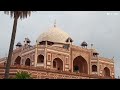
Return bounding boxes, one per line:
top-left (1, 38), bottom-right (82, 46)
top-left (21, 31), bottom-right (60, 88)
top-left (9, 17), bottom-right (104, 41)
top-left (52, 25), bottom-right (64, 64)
top-left (14, 71), bottom-right (33, 79)
top-left (4, 11), bottom-right (32, 79)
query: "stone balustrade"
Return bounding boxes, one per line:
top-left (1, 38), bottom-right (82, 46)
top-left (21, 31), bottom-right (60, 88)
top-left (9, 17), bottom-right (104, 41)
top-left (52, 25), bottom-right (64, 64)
top-left (99, 57), bottom-right (114, 63)
top-left (71, 45), bottom-right (91, 52)
top-left (47, 46), bottom-right (69, 53)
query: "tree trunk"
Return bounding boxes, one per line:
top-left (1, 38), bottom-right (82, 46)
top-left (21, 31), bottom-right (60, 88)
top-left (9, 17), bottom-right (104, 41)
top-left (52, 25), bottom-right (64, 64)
top-left (4, 17), bottom-right (18, 79)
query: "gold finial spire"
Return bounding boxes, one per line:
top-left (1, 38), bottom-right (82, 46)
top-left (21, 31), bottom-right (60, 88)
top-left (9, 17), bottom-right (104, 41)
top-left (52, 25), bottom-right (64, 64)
top-left (54, 19), bottom-right (56, 27)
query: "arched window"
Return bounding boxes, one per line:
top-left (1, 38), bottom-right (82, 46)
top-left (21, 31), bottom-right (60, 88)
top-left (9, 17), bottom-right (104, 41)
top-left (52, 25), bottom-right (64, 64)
top-left (53, 58), bottom-right (63, 71)
top-left (37, 55), bottom-right (44, 63)
top-left (14, 56), bottom-right (21, 65)
top-left (92, 65), bottom-right (97, 72)
top-left (73, 56), bottom-right (88, 74)
top-left (103, 67), bottom-right (110, 77)
top-left (25, 58), bottom-right (31, 66)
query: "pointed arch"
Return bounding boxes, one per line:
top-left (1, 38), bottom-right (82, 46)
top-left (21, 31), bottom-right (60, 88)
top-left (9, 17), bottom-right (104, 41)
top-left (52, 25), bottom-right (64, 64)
top-left (92, 65), bottom-right (97, 72)
top-left (25, 58), bottom-right (31, 66)
top-left (37, 55), bottom-right (44, 63)
top-left (53, 58), bottom-right (63, 71)
top-left (73, 56), bottom-right (88, 74)
top-left (14, 56), bottom-right (21, 65)
top-left (103, 67), bottom-right (110, 77)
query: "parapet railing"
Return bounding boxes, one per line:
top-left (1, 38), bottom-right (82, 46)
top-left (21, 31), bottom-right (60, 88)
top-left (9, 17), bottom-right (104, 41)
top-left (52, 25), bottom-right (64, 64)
top-left (71, 45), bottom-right (91, 52)
top-left (99, 57), bottom-right (114, 63)
top-left (47, 46), bottom-right (70, 53)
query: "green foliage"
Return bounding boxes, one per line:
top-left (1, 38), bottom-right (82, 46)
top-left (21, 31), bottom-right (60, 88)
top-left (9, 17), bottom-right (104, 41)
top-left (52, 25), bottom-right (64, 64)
top-left (14, 71), bottom-right (33, 79)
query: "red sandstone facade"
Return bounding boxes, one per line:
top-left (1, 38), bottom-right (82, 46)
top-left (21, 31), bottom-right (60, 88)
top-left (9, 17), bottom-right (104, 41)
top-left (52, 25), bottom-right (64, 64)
top-left (0, 26), bottom-right (115, 79)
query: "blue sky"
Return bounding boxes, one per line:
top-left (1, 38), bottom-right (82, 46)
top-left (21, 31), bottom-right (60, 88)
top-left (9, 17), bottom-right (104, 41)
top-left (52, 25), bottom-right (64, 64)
top-left (0, 11), bottom-right (120, 78)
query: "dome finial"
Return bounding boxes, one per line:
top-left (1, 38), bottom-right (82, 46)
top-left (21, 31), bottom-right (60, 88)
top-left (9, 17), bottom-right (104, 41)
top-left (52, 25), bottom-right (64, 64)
top-left (54, 19), bottom-right (56, 27)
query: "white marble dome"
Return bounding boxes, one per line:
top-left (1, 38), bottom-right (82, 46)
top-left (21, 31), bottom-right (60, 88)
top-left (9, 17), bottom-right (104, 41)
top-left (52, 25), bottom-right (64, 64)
top-left (37, 27), bottom-right (71, 44)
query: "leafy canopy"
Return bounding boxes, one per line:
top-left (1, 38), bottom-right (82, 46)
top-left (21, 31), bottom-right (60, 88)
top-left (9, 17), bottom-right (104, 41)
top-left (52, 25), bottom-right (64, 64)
top-left (14, 71), bottom-right (33, 79)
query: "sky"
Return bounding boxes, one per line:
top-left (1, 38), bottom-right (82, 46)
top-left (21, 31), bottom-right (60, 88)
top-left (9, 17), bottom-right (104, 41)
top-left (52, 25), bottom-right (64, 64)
top-left (0, 11), bottom-right (120, 78)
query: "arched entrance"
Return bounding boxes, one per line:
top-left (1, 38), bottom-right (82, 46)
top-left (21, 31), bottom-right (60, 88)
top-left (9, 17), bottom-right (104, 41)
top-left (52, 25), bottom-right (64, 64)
top-left (37, 55), bottom-right (44, 63)
top-left (25, 58), bottom-right (31, 66)
top-left (14, 56), bottom-right (21, 65)
top-left (103, 67), bottom-right (110, 77)
top-left (53, 58), bottom-right (63, 71)
top-left (92, 65), bottom-right (97, 72)
top-left (73, 56), bottom-right (88, 74)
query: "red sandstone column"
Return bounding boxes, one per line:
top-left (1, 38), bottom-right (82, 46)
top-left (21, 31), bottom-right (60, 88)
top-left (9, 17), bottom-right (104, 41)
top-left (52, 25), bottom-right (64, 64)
top-left (34, 43), bottom-right (38, 67)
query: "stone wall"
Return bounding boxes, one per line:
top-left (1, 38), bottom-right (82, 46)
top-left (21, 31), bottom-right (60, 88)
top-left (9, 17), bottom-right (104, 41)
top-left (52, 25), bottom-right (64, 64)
top-left (0, 66), bottom-right (114, 79)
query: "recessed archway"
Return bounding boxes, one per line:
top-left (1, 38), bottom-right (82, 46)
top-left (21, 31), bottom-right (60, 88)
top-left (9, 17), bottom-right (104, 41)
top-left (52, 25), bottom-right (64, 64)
top-left (73, 56), bottom-right (88, 74)
top-left (37, 55), bottom-right (44, 63)
top-left (14, 56), bottom-right (21, 65)
top-left (53, 58), bottom-right (63, 71)
top-left (92, 65), bottom-right (97, 72)
top-left (103, 67), bottom-right (110, 77)
top-left (25, 58), bottom-right (31, 66)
